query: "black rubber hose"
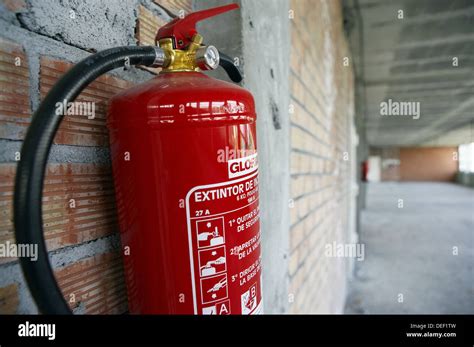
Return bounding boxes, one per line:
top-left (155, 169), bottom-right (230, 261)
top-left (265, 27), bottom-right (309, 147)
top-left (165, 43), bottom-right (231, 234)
top-left (14, 46), bottom-right (158, 314)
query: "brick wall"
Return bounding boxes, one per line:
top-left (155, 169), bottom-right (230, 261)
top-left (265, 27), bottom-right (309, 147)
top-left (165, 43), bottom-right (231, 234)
top-left (400, 147), bottom-right (458, 182)
top-left (0, 0), bottom-right (190, 314)
top-left (288, 0), bottom-right (354, 313)
top-left (369, 146), bottom-right (458, 182)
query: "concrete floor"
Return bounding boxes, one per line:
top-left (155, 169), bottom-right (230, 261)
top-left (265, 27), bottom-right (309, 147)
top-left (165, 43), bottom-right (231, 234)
top-left (345, 182), bottom-right (474, 314)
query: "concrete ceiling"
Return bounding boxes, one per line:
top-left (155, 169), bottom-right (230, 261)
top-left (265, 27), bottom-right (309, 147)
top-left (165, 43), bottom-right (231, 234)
top-left (348, 0), bottom-right (474, 147)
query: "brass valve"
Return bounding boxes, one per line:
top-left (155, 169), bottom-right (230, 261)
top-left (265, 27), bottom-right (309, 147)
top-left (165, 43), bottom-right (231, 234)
top-left (159, 34), bottom-right (219, 73)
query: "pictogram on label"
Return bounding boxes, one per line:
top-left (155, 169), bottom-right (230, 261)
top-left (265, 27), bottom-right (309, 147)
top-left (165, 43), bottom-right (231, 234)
top-left (241, 282), bottom-right (258, 314)
top-left (196, 217), bottom-right (225, 248)
top-left (198, 246), bottom-right (226, 277)
top-left (202, 299), bottom-right (230, 315)
top-left (200, 273), bottom-right (228, 303)
top-left (186, 167), bottom-right (262, 315)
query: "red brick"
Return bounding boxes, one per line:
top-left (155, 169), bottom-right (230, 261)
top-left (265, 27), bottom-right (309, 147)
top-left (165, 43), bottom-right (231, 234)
top-left (136, 5), bottom-right (168, 46)
top-left (55, 252), bottom-right (128, 314)
top-left (154, 0), bottom-right (193, 17)
top-left (2, 0), bottom-right (26, 12)
top-left (135, 5), bottom-right (168, 74)
top-left (289, 0), bottom-right (353, 313)
top-left (40, 57), bottom-right (135, 147)
top-left (0, 283), bottom-right (19, 314)
top-left (0, 163), bottom-right (119, 264)
top-left (0, 38), bottom-right (30, 141)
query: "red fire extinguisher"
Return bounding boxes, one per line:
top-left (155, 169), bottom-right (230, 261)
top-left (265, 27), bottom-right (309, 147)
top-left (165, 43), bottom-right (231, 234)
top-left (14, 4), bottom-right (263, 315)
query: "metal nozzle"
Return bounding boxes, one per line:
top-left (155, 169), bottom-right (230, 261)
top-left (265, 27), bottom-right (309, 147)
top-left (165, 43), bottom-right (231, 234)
top-left (150, 46), bottom-right (168, 68)
top-left (195, 46), bottom-right (220, 71)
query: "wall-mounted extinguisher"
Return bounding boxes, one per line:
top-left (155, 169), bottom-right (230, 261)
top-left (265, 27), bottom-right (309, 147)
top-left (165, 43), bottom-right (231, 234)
top-left (14, 4), bottom-right (263, 315)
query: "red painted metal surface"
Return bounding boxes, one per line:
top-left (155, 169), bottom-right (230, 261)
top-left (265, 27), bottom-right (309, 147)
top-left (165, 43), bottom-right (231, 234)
top-left (155, 4), bottom-right (238, 48)
top-left (107, 72), bottom-right (262, 314)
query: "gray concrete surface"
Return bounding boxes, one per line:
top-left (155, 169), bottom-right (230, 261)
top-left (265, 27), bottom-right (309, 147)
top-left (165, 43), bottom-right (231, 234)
top-left (345, 182), bottom-right (474, 314)
top-left (196, 0), bottom-right (291, 314)
top-left (17, 0), bottom-right (173, 51)
top-left (240, 0), bottom-right (291, 314)
top-left (343, 0), bottom-right (474, 147)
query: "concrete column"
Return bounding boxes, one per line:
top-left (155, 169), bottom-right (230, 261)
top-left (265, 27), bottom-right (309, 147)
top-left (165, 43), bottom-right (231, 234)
top-left (195, 0), bottom-right (291, 313)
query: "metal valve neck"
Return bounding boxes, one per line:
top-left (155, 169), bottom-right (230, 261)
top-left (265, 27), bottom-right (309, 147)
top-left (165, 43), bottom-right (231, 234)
top-left (158, 34), bottom-right (219, 73)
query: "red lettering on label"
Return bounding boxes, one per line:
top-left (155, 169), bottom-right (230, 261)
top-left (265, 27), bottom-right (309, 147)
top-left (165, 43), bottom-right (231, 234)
top-left (228, 153), bottom-right (258, 178)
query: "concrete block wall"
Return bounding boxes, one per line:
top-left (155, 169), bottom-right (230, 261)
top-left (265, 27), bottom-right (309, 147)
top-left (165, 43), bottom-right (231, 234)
top-left (0, 0), bottom-right (188, 314)
top-left (288, 0), bottom-right (355, 313)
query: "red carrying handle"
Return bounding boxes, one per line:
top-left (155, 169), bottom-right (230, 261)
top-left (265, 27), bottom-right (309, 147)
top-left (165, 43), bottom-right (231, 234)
top-left (155, 3), bottom-right (239, 49)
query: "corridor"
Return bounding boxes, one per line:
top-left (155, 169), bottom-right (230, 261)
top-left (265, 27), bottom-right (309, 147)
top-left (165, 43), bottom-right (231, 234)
top-left (345, 182), bottom-right (474, 313)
